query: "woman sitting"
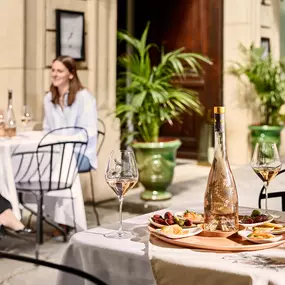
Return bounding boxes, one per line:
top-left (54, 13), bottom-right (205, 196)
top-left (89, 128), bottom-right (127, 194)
top-left (42, 55), bottom-right (97, 235)
top-left (0, 194), bottom-right (32, 233)
top-left (43, 55), bottom-right (97, 171)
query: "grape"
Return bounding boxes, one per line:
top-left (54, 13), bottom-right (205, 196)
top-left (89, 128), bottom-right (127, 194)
top-left (154, 217), bottom-right (166, 225)
top-left (174, 216), bottom-right (180, 224)
top-left (242, 216), bottom-right (254, 224)
top-left (260, 214), bottom-right (268, 222)
top-left (165, 218), bottom-right (175, 225)
top-left (253, 214), bottom-right (268, 223)
top-left (251, 209), bottom-right (261, 217)
top-left (253, 216), bottom-right (262, 223)
top-left (153, 214), bottom-right (161, 220)
top-left (164, 212), bottom-right (173, 220)
top-left (184, 219), bottom-right (192, 226)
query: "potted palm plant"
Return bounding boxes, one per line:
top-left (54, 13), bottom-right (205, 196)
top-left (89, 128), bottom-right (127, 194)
top-left (230, 44), bottom-right (285, 152)
top-left (116, 23), bottom-right (212, 201)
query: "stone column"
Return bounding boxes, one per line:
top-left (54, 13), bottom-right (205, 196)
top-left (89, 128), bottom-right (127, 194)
top-left (82, 0), bottom-right (120, 203)
top-left (0, 0), bottom-right (25, 120)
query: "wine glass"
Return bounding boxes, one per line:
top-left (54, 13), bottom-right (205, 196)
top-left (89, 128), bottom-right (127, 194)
top-left (105, 150), bottom-right (138, 239)
top-left (251, 142), bottom-right (282, 215)
top-left (21, 105), bottom-right (32, 131)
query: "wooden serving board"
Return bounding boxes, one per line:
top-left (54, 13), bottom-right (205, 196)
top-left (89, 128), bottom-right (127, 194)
top-left (148, 225), bottom-right (285, 252)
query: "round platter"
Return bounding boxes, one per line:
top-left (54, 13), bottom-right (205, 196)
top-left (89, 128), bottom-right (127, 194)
top-left (148, 225), bottom-right (285, 251)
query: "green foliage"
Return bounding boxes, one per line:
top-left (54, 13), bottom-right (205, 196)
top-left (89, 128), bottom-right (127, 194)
top-left (116, 22), bottom-right (212, 143)
top-left (230, 44), bottom-right (285, 125)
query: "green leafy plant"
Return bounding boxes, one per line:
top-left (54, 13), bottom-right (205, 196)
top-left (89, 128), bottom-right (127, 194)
top-left (230, 44), bottom-right (285, 126)
top-left (116, 23), bottom-right (212, 143)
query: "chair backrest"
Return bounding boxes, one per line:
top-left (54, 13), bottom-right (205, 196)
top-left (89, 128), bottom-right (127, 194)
top-left (13, 127), bottom-right (88, 191)
top-left (0, 250), bottom-right (108, 285)
top-left (258, 169), bottom-right (285, 211)
top-left (97, 118), bottom-right (106, 156)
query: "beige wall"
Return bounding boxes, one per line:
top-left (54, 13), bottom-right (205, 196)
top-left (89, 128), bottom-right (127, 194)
top-left (224, 0), bottom-right (281, 165)
top-left (0, 0), bottom-right (25, 120)
top-left (0, 0), bottom-right (119, 202)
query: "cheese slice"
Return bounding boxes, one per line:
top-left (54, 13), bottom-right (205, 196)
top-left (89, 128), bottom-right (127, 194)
top-left (253, 226), bottom-right (274, 232)
top-left (161, 224), bottom-right (183, 235)
top-left (248, 231), bottom-right (275, 239)
top-left (263, 222), bottom-right (284, 229)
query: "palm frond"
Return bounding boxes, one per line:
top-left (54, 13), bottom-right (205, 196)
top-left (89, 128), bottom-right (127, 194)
top-left (116, 23), bottom-right (212, 143)
top-left (230, 43), bottom-right (285, 125)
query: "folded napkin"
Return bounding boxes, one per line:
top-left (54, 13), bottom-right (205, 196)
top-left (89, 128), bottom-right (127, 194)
top-left (148, 235), bottom-right (285, 285)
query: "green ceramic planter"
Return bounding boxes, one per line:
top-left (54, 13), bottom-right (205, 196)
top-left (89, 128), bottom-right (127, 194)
top-left (132, 139), bottom-right (181, 201)
top-left (248, 125), bottom-right (284, 153)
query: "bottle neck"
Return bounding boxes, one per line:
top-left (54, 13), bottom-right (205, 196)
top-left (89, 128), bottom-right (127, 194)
top-left (214, 131), bottom-right (226, 157)
top-left (8, 93), bottom-right (12, 108)
top-left (214, 113), bottom-right (227, 157)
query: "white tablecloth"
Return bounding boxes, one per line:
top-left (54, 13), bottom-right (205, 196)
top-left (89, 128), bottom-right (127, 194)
top-left (0, 131), bottom-right (87, 231)
top-left (56, 203), bottom-right (285, 285)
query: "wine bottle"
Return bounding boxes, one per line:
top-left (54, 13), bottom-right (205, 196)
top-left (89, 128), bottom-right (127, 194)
top-left (204, 106), bottom-right (239, 232)
top-left (0, 110), bottom-right (4, 137)
top-left (5, 89), bottom-right (17, 137)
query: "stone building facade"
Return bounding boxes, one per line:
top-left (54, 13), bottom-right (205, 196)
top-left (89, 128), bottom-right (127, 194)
top-left (0, 0), bottom-right (282, 202)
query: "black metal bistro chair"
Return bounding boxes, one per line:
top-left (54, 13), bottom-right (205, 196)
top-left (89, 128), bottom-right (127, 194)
top-left (78, 118), bottom-right (106, 226)
top-left (12, 127), bottom-right (88, 258)
top-left (258, 169), bottom-right (285, 211)
top-left (0, 250), bottom-right (108, 285)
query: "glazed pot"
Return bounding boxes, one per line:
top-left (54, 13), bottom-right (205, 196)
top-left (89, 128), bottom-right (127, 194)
top-left (248, 125), bottom-right (284, 153)
top-left (132, 138), bottom-right (181, 201)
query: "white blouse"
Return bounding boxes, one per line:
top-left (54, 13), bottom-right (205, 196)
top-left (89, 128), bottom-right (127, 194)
top-left (43, 88), bottom-right (97, 169)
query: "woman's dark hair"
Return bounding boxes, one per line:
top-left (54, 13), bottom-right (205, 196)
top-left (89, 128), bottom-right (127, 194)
top-left (50, 56), bottom-right (83, 106)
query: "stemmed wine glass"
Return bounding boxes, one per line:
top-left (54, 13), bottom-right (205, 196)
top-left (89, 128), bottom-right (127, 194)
top-left (251, 142), bottom-right (282, 215)
top-left (105, 150), bottom-right (139, 239)
top-left (21, 105), bottom-right (32, 131)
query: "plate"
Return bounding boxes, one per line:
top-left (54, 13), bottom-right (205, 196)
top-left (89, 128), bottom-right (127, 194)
top-left (249, 222), bottom-right (285, 235)
top-left (239, 214), bottom-right (274, 228)
top-left (238, 230), bottom-right (283, 244)
top-left (271, 227), bottom-right (285, 234)
top-left (155, 226), bottom-right (203, 239)
top-left (148, 218), bottom-right (197, 229)
top-left (174, 211), bottom-right (204, 224)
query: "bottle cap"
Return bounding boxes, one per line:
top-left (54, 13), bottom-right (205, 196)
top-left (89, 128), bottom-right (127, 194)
top-left (214, 106), bottom-right (225, 114)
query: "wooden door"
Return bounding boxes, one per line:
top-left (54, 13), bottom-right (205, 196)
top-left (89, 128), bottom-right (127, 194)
top-left (118, 0), bottom-right (224, 159)
top-left (135, 0), bottom-right (223, 159)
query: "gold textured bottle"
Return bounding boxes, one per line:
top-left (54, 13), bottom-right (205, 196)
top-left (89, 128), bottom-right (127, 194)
top-left (204, 106), bottom-right (239, 232)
